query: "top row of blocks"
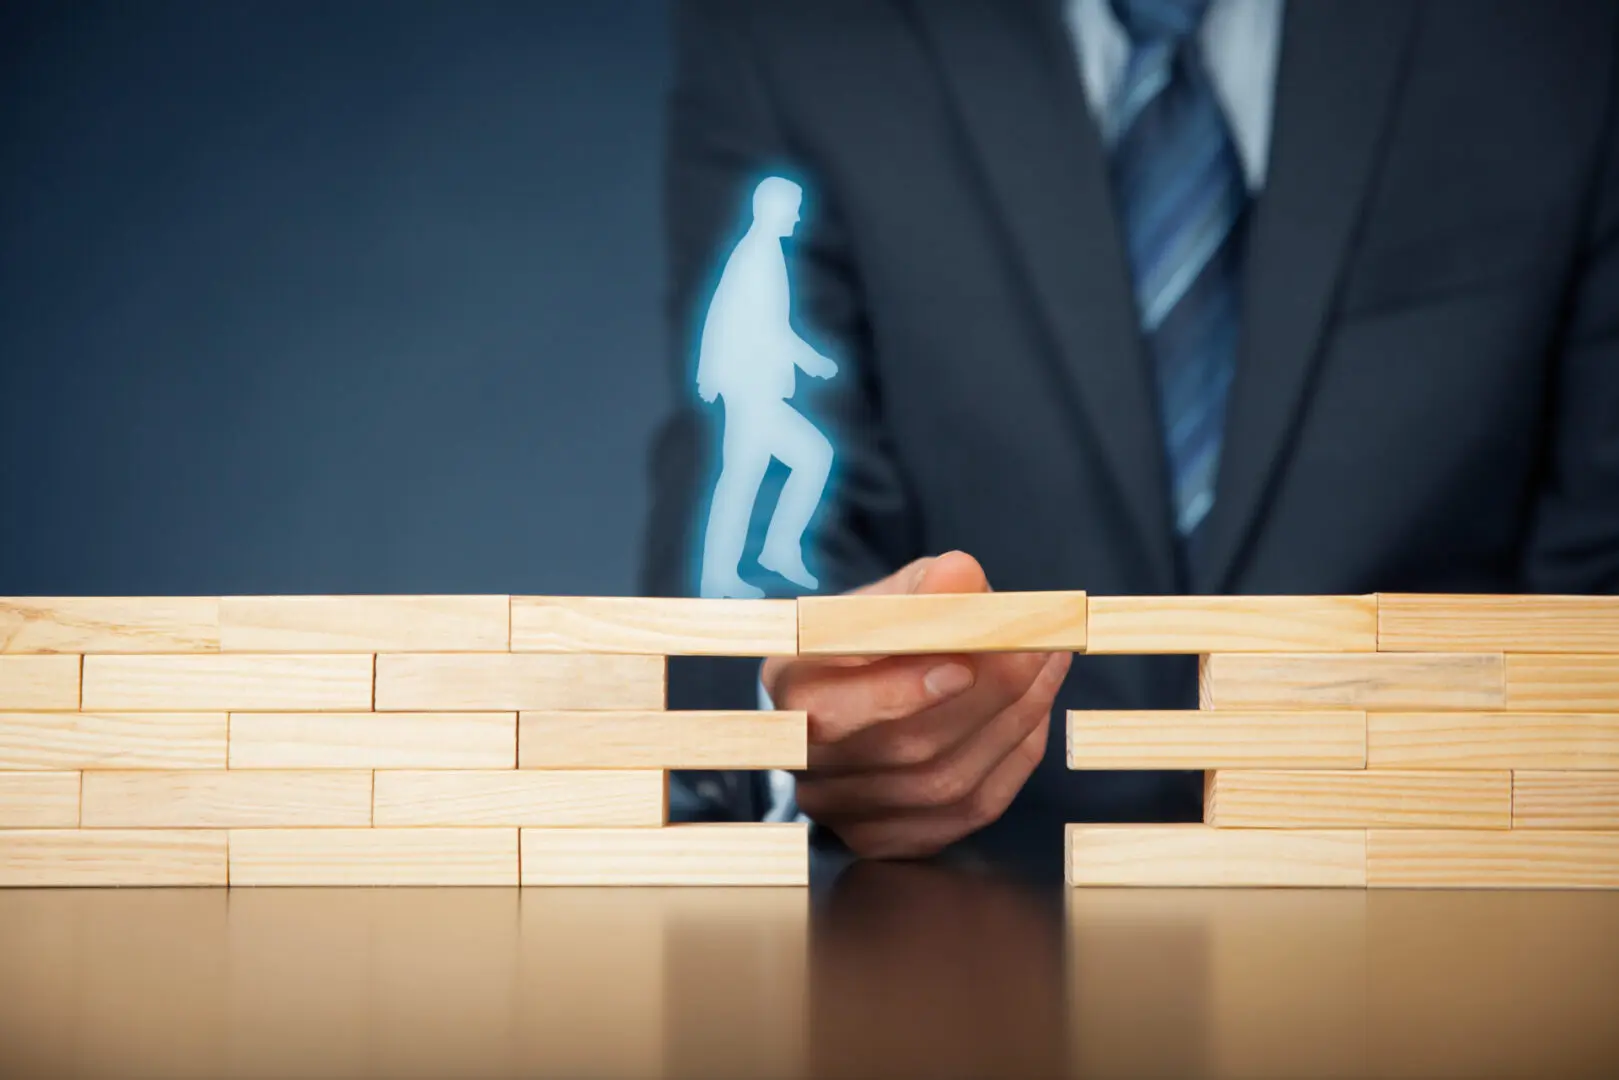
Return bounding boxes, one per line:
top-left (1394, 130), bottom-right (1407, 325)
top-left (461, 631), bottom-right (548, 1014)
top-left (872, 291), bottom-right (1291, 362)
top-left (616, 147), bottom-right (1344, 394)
top-left (2, 593), bottom-right (1618, 657)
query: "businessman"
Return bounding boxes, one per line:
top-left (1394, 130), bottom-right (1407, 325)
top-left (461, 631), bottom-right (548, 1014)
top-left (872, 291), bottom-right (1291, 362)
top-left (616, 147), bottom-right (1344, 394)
top-left (697, 176), bottom-right (838, 599)
top-left (642, 0), bottom-right (1619, 861)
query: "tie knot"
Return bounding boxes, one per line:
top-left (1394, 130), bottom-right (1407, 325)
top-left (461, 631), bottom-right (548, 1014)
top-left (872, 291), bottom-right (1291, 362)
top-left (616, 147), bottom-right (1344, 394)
top-left (1108, 0), bottom-right (1210, 45)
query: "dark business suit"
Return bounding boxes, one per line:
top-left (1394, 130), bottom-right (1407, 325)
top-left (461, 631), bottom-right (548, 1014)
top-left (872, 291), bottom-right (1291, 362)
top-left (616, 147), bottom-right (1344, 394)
top-left (641, 0), bottom-right (1619, 860)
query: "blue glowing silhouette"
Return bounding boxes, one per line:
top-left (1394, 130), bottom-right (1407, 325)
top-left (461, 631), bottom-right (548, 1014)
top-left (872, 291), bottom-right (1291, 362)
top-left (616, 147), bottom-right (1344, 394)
top-left (697, 177), bottom-right (838, 598)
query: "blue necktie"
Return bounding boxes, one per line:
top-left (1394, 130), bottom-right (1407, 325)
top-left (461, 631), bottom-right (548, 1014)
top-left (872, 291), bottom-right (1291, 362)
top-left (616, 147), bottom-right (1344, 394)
top-left (1106, 0), bottom-right (1247, 539)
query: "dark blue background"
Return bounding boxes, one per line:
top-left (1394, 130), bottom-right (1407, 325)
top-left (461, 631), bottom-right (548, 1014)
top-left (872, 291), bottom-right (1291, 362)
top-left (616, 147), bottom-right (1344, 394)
top-left (0, 1), bottom-right (671, 596)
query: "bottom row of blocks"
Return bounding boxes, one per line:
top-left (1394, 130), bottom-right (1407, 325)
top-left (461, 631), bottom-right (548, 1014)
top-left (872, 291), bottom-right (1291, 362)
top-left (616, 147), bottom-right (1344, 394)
top-left (0, 823), bottom-right (809, 887)
top-left (1068, 825), bottom-right (1619, 888)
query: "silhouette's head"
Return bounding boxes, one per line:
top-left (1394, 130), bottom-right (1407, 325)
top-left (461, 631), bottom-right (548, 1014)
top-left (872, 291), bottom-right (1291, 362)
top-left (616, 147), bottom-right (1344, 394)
top-left (752, 177), bottom-right (803, 238)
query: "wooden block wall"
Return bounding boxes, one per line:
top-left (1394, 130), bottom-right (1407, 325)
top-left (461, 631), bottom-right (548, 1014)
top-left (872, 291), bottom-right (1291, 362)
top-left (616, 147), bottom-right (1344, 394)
top-left (0, 595), bottom-right (808, 887)
top-left (4, 591), bottom-right (1613, 888)
top-left (1069, 593), bottom-right (1619, 889)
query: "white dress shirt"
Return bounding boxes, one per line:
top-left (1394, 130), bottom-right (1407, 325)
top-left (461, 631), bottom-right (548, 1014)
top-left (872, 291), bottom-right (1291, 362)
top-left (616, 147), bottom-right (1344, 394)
top-left (1067, 0), bottom-right (1282, 191)
top-left (759, 0), bottom-right (1285, 825)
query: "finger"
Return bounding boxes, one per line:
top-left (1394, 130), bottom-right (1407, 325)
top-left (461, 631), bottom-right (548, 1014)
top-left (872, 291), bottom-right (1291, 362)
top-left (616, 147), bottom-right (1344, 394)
top-left (806, 647), bottom-right (1053, 773)
top-left (762, 550), bottom-right (993, 743)
top-left (774, 651), bottom-right (979, 742)
top-left (799, 649), bottom-right (1069, 818)
top-left (829, 721), bottom-right (1051, 860)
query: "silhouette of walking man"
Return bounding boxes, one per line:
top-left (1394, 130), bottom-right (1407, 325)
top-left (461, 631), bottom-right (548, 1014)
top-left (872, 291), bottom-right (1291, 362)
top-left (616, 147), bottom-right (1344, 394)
top-left (697, 177), bottom-right (837, 598)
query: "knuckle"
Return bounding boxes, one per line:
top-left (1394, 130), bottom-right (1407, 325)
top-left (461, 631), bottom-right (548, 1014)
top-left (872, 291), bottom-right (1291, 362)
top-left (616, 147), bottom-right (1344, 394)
top-left (883, 731), bottom-right (941, 769)
top-left (966, 779), bottom-right (1014, 830)
top-left (912, 764), bottom-right (975, 810)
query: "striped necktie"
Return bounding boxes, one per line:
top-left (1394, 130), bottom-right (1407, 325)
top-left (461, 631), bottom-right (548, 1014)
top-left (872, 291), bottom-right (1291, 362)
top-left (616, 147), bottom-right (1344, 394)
top-left (1105, 0), bottom-right (1247, 540)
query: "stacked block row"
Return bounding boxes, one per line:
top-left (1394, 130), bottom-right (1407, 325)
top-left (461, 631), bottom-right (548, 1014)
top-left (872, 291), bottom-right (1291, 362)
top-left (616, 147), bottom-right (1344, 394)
top-left (0, 596), bottom-right (808, 886)
top-left (1065, 595), bottom-right (1619, 888)
top-left (6, 590), bottom-right (1615, 888)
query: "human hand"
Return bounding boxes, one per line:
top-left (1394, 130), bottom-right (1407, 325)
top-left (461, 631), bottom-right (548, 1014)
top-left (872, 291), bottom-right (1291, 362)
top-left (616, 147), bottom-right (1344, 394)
top-left (762, 551), bottom-right (1071, 859)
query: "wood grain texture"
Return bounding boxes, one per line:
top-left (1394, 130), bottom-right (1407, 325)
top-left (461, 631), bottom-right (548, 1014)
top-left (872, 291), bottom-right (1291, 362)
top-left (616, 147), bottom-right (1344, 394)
top-left (520, 824), bottom-right (808, 885)
top-left (1068, 710), bottom-right (1365, 769)
top-left (1086, 595), bottom-right (1375, 653)
top-left (1367, 829), bottom-right (1619, 888)
top-left (1504, 654), bottom-right (1619, 710)
top-left (511, 596), bottom-right (797, 655)
top-left (229, 828), bottom-right (517, 886)
top-left (1378, 594), bottom-right (1619, 653)
top-left (221, 595), bottom-right (509, 652)
top-left (80, 769), bottom-right (373, 827)
top-left (0, 597), bottom-right (219, 653)
top-left (373, 770), bottom-right (665, 826)
top-left (0, 772), bottom-right (79, 826)
top-left (81, 654), bottom-right (374, 711)
top-left (1368, 712), bottom-right (1619, 769)
top-left (0, 655), bottom-right (81, 710)
top-left (519, 710), bottom-right (806, 770)
top-left (0, 829), bottom-right (226, 886)
top-left (1204, 769), bottom-right (1510, 828)
top-left (374, 653), bottom-right (664, 711)
top-left (1066, 824), bottom-right (1366, 887)
top-left (228, 712), bottom-right (515, 769)
top-left (797, 592), bottom-right (1086, 655)
top-left (1199, 653), bottom-right (1504, 711)
top-left (0, 711), bottom-right (225, 769)
top-left (1511, 771), bottom-right (1619, 829)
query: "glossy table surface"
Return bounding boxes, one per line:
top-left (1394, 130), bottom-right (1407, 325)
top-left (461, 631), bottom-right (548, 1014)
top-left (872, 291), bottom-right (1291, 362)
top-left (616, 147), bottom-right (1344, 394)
top-left (2, 862), bottom-right (1616, 1078)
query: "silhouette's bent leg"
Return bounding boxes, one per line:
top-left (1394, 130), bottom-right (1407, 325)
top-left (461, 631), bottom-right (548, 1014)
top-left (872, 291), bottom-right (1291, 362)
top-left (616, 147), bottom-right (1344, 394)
top-left (700, 396), bottom-right (772, 598)
top-left (758, 401), bottom-right (833, 590)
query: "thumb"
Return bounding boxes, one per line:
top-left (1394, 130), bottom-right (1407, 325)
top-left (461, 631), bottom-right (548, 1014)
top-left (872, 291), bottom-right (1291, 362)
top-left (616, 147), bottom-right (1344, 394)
top-left (852, 550), bottom-right (990, 597)
top-left (912, 550), bottom-right (991, 595)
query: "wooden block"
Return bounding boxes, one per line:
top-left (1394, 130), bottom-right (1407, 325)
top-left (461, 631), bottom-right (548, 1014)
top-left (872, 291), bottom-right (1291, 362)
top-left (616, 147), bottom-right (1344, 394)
top-left (1, 597), bottom-right (219, 653)
top-left (220, 594), bottom-right (509, 652)
top-left (1367, 829), bottom-right (1619, 888)
top-left (519, 710), bottom-right (806, 770)
top-left (1086, 595), bottom-right (1375, 654)
top-left (1199, 653), bottom-right (1504, 711)
top-left (1368, 712), bottom-right (1619, 769)
top-left (82, 654), bottom-right (373, 711)
top-left (0, 772), bottom-right (80, 826)
top-left (511, 596), bottom-right (797, 655)
top-left (797, 591), bottom-right (1087, 655)
top-left (373, 770), bottom-right (665, 826)
top-left (0, 711), bottom-right (225, 769)
top-left (1504, 654), bottom-right (1619, 710)
top-left (229, 712), bottom-right (515, 769)
top-left (1068, 710), bottom-right (1365, 769)
top-left (1204, 769), bottom-right (1510, 828)
top-left (374, 653), bottom-right (663, 711)
top-left (1066, 824), bottom-right (1366, 887)
top-left (80, 769), bottom-right (373, 827)
top-left (0, 655), bottom-right (80, 709)
top-left (1511, 771), bottom-right (1619, 829)
top-left (1378, 594), bottom-right (1619, 653)
top-left (230, 828), bottom-right (518, 886)
top-left (0, 829), bottom-right (226, 886)
top-left (520, 823), bottom-right (808, 885)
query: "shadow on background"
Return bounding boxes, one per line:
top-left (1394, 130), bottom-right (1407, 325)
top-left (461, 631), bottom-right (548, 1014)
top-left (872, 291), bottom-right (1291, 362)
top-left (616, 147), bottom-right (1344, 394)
top-left (0, 1), bottom-right (670, 597)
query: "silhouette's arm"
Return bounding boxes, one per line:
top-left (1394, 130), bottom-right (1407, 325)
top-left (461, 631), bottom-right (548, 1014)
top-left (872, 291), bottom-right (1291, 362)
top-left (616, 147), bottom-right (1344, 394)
top-left (788, 332), bottom-right (837, 379)
top-left (642, 0), bottom-right (926, 821)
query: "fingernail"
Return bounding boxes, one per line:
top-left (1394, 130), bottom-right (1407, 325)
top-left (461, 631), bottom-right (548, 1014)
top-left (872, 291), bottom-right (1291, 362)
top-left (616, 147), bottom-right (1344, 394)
top-left (923, 663), bottom-right (974, 699)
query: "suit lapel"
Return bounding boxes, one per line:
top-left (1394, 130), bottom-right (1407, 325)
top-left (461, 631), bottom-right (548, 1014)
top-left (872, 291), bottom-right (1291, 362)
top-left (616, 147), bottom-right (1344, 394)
top-left (908, 0), bottom-right (1180, 592)
top-left (1195, 1), bottom-right (1417, 593)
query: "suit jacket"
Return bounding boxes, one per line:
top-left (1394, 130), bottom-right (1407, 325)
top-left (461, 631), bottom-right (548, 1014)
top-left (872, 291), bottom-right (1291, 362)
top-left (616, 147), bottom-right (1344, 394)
top-left (641, 0), bottom-right (1619, 861)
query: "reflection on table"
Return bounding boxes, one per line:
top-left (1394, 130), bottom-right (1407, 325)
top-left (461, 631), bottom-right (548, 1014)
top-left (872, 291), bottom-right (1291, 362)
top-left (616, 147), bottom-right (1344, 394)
top-left (0, 866), bottom-right (1614, 1077)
